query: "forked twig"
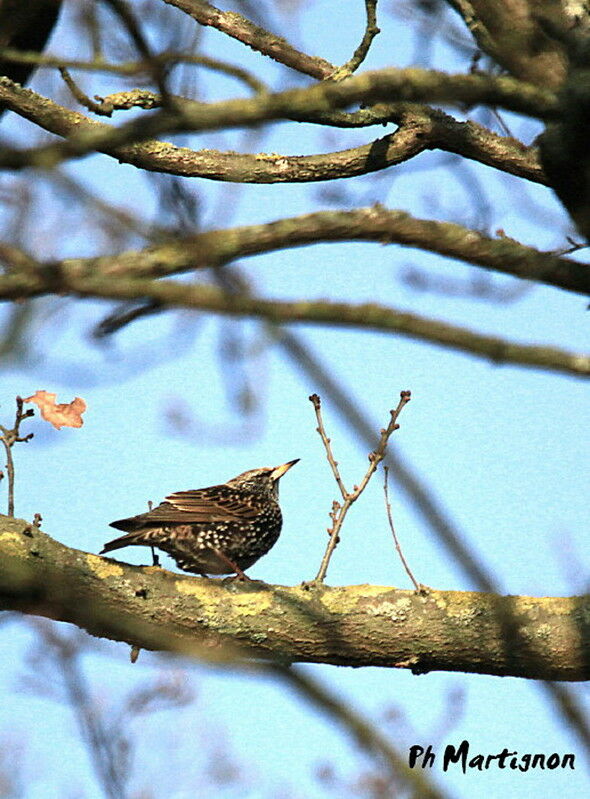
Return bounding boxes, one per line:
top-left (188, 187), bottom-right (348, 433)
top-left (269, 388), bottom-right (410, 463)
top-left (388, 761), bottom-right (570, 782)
top-left (310, 390), bottom-right (411, 582)
top-left (0, 396), bottom-right (35, 516)
top-left (59, 67), bottom-right (108, 116)
top-left (330, 0), bottom-right (380, 79)
top-left (383, 465), bottom-right (422, 592)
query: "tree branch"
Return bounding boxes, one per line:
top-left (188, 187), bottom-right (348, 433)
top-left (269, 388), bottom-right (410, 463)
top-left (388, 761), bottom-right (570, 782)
top-left (0, 208), bottom-right (582, 296)
top-left (0, 48), bottom-right (269, 94)
top-left (0, 67), bottom-right (557, 169)
top-left (275, 329), bottom-right (590, 756)
top-left (0, 272), bottom-right (587, 376)
top-left (1, 515), bottom-right (589, 681)
top-left (330, 0), bottom-right (380, 79)
top-left (0, 79), bottom-right (547, 184)
top-left (161, 0), bottom-right (335, 79)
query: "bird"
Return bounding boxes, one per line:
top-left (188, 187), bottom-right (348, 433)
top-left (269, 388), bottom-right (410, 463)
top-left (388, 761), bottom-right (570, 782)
top-left (100, 460), bottom-right (299, 579)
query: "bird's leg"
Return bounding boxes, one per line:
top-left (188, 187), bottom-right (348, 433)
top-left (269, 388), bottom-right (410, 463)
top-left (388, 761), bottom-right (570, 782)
top-left (150, 545), bottom-right (161, 567)
top-left (212, 548), bottom-right (252, 581)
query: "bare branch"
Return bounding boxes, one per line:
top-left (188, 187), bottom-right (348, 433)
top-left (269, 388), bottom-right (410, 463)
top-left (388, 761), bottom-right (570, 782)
top-left (330, 1), bottom-right (380, 79)
top-left (0, 77), bottom-right (548, 184)
top-left (0, 398), bottom-right (34, 516)
top-left (0, 270), bottom-right (587, 377)
top-left (309, 394), bottom-right (348, 499)
top-left (312, 392), bottom-right (411, 583)
top-left (162, 0), bottom-right (334, 79)
top-left (383, 466), bottom-right (421, 592)
top-left (2, 515), bottom-right (590, 681)
top-left (0, 67), bottom-right (558, 169)
top-left (1, 206), bottom-right (583, 297)
top-left (59, 66), bottom-right (108, 116)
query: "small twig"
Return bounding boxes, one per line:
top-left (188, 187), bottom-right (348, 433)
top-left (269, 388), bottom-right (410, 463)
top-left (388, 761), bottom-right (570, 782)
top-left (92, 300), bottom-right (163, 337)
top-left (383, 466), bottom-right (422, 592)
top-left (330, 0), bottom-right (380, 79)
top-left (59, 67), bottom-right (109, 115)
top-left (102, 0), bottom-right (172, 108)
top-left (550, 236), bottom-right (588, 257)
top-left (311, 390), bottom-right (411, 583)
top-left (0, 48), bottom-right (268, 94)
top-left (309, 393), bottom-right (347, 498)
top-left (490, 108), bottom-right (513, 138)
top-left (0, 396), bottom-right (35, 516)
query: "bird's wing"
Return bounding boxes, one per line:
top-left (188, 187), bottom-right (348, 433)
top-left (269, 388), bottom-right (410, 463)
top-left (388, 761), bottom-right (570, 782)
top-left (108, 485), bottom-right (261, 531)
top-left (160, 484), bottom-right (260, 521)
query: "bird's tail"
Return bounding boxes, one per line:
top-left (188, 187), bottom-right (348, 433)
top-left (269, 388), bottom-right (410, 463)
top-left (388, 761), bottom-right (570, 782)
top-left (100, 528), bottom-right (158, 555)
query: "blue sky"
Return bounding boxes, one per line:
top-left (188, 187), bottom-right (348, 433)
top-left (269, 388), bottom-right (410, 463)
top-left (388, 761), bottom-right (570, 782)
top-left (0, 1), bottom-right (589, 796)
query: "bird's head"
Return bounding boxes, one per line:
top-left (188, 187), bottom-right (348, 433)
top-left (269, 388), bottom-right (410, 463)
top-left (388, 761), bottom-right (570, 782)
top-left (227, 459), bottom-right (299, 497)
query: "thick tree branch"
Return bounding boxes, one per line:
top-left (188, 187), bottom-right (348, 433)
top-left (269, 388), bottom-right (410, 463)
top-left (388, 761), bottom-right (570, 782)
top-left (1, 515), bottom-right (589, 681)
top-left (0, 79), bottom-right (546, 184)
top-left (0, 67), bottom-right (557, 169)
top-left (1, 208), bottom-right (581, 295)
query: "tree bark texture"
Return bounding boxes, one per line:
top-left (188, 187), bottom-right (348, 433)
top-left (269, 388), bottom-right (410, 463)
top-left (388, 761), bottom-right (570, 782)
top-left (1, 515), bottom-right (588, 681)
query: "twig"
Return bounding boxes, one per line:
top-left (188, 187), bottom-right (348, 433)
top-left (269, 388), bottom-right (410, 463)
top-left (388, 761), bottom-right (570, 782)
top-left (310, 393), bottom-right (347, 498)
top-left (57, 282), bottom-right (589, 379)
top-left (279, 332), bottom-right (590, 759)
top-left (101, 0), bottom-right (172, 108)
top-left (383, 466), bottom-right (422, 592)
top-left (92, 300), bottom-right (163, 337)
top-left (311, 391), bottom-right (411, 582)
top-left (59, 67), bottom-right (108, 116)
top-left (0, 396), bottom-right (35, 516)
top-left (550, 236), bottom-right (587, 257)
top-left (0, 48), bottom-right (266, 94)
top-left (330, 1), bottom-right (380, 79)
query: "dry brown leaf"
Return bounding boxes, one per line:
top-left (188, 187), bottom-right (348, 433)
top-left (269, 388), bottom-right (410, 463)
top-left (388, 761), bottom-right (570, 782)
top-left (23, 390), bottom-right (87, 430)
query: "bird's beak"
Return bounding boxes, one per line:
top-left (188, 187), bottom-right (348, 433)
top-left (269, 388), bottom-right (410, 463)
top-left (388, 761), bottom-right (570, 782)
top-left (271, 459), bottom-right (300, 480)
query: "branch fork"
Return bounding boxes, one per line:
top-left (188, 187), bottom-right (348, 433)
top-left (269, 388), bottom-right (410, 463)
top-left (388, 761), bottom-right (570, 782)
top-left (309, 390), bottom-right (411, 583)
top-left (0, 396), bottom-right (35, 516)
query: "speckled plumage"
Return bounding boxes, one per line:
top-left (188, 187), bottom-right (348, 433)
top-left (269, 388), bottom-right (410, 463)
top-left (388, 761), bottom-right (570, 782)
top-left (100, 460), bottom-right (299, 578)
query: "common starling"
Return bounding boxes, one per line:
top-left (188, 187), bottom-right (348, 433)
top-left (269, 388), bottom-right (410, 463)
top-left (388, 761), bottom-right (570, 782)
top-left (100, 460), bottom-right (299, 579)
